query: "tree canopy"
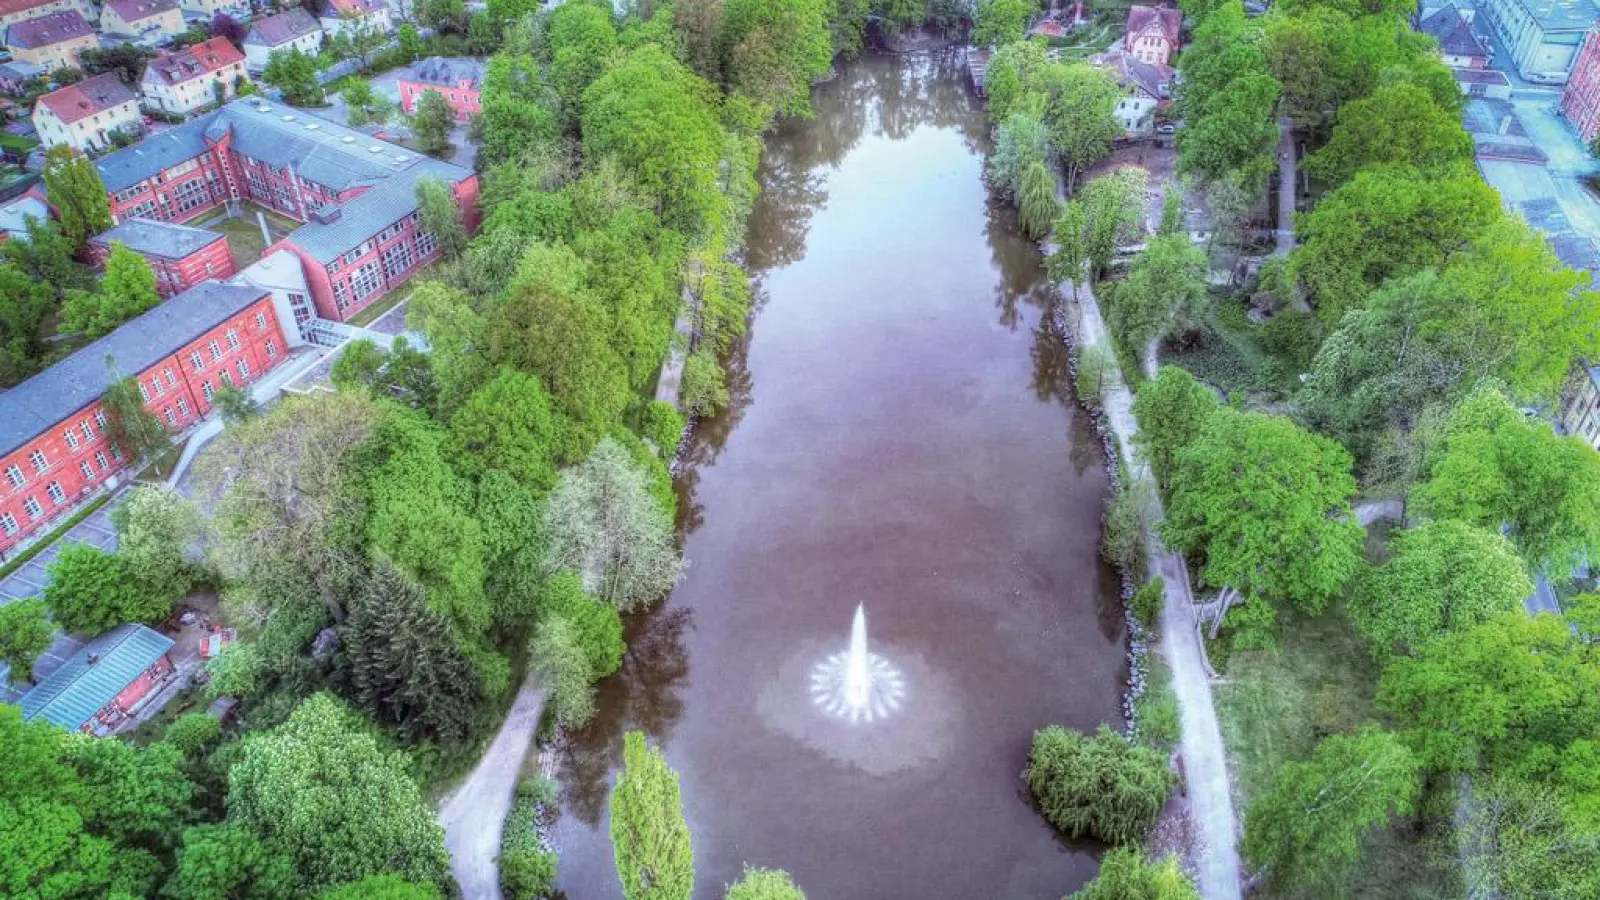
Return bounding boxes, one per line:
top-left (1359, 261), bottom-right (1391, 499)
top-left (610, 730), bottom-right (694, 900)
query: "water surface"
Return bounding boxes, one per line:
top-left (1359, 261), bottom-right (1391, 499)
top-left (552, 51), bottom-right (1126, 899)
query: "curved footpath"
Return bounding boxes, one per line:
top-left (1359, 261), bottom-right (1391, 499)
top-left (1070, 285), bottom-right (1244, 900)
top-left (440, 676), bottom-right (547, 900)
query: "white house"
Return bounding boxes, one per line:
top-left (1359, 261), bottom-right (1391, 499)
top-left (140, 36), bottom-right (250, 115)
top-left (241, 7), bottom-right (322, 71)
top-left (33, 73), bottom-right (142, 153)
top-left (316, 0), bottom-right (389, 39)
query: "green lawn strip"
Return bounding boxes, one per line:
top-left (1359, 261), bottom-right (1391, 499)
top-left (0, 491), bottom-right (113, 580)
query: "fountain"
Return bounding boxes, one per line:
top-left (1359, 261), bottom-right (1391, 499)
top-left (810, 604), bottom-right (906, 723)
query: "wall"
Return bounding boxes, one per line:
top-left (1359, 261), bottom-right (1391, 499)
top-left (1561, 30), bottom-right (1600, 143)
top-left (89, 236), bottom-right (236, 298)
top-left (91, 654), bottom-right (175, 734)
top-left (399, 81), bottom-right (481, 121)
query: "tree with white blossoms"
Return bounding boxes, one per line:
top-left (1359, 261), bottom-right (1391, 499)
top-left (544, 438), bottom-right (682, 612)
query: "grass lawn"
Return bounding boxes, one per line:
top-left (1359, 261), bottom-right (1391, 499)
top-left (1049, 19), bottom-right (1121, 60)
top-left (195, 204), bottom-right (302, 270)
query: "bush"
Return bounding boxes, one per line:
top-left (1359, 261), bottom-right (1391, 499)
top-left (642, 400), bottom-right (686, 460)
top-left (1131, 576), bottom-right (1165, 628)
top-left (1074, 344), bottom-right (1112, 409)
top-left (1101, 480), bottom-right (1148, 576)
top-left (1134, 657), bottom-right (1180, 753)
top-left (1259, 307), bottom-right (1320, 371)
top-left (501, 780), bottom-right (557, 899)
top-left (1026, 724), bottom-right (1176, 844)
top-left (164, 711), bottom-right (222, 755)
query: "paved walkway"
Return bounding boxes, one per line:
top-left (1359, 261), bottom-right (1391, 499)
top-left (1273, 117), bottom-right (1296, 257)
top-left (439, 676), bottom-right (547, 900)
top-left (1069, 283), bottom-right (1243, 900)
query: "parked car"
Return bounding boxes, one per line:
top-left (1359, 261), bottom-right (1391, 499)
top-left (1156, 123), bottom-right (1177, 134)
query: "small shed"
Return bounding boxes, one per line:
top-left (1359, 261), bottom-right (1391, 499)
top-left (20, 623), bottom-right (175, 735)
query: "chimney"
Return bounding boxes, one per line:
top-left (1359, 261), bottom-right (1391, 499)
top-left (86, 652), bottom-right (100, 665)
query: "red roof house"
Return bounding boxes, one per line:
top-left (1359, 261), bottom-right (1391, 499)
top-left (1124, 5), bottom-right (1183, 66)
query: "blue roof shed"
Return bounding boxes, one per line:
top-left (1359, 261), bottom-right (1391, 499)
top-left (20, 624), bottom-right (174, 732)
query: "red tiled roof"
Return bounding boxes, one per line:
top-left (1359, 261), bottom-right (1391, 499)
top-left (5, 9), bottom-right (91, 48)
top-left (1126, 5), bottom-right (1181, 43)
top-left (36, 72), bottom-right (137, 125)
top-left (321, 0), bottom-right (383, 16)
top-left (104, 0), bottom-right (177, 24)
top-left (0, 0), bottom-right (57, 18)
top-left (144, 37), bottom-right (244, 86)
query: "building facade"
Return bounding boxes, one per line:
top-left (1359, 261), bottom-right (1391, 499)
top-left (316, 0), bottom-right (388, 39)
top-left (1419, 6), bottom-right (1492, 68)
top-left (95, 99), bottom-right (479, 323)
top-left (241, 7), bottom-right (321, 71)
top-left (140, 36), bottom-right (249, 114)
top-left (1090, 48), bottom-right (1172, 135)
top-left (0, 281), bottom-right (286, 555)
top-left (398, 57), bottom-right (484, 122)
top-left (89, 218), bottom-right (235, 296)
top-left (32, 72), bottom-right (140, 153)
top-left (0, 0), bottom-right (89, 30)
top-left (1562, 27), bottom-right (1600, 143)
top-left (1560, 360), bottom-right (1600, 450)
top-left (99, 0), bottom-right (184, 42)
top-left (5, 9), bottom-right (98, 72)
top-left (1478, 0), bottom-right (1598, 82)
top-left (1123, 5), bottom-right (1181, 66)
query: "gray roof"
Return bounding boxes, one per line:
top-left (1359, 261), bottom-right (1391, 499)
top-left (0, 60), bottom-right (47, 81)
top-left (242, 7), bottom-right (320, 47)
top-left (0, 196), bottom-right (48, 235)
top-left (95, 114), bottom-right (212, 191)
top-left (6, 10), bottom-right (92, 49)
top-left (90, 217), bottom-right (225, 259)
top-left (1505, 0), bottom-right (1598, 32)
top-left (1420, 8), bottom-right (1490, 57)
top-left (20, 624), bottom-right (173, 731)
top-left (408, 56), bottom-right (485, 89)
top-left (0, 281), bottom-right (266, 458)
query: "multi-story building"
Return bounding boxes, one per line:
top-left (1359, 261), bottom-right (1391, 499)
top-left (5, 9), bottom-right (97, 72)
top-left (399, 57), bottom-right (484, 122)
top-left (241, 7), bottom-right (321, 72)
top-left (1478, 0), bottom-right (1598, 82)
top-left (0, 0), bottom-right (88, 30)
top-left (95, 98), bottom-right (480, 323)
top-left (1562, 26), bottom-right (1600, 143)
top-left (99, 0), bottom-right (184, 43)
top-left (1090, 48), bottom-right (1172, 135)
top-left (0, 280), bottom-right (287, 556)
top-left (316, 0), bottom-right (388, 39)
top-left (1419, 6), bottom-right (1492, 68)
top-left (89, 218), bottom-right (235, 297)
top-left (1122, 5), bottom-right (1181, 67)
top-left (33, 73), bottom-right (140, 153)
top-left (1560, 359), bottom-right (1600, 450)
top-left (140, 36), bottom-right (249, 115)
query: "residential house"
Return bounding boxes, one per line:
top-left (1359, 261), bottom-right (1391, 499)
top-left (1562, 26), bottom-right (1600, 142)
top-left (0, 280), bottom-right (288, 554)
top-left (0, 0), bottom-right (89, 31)
top-left (317, 0), bottom-right (389, 39)
top-left (398, 56), bottom-right (484, 122)
top-left (241, 7), bottom-right (321, 72)
top-left (1454, 66), bottom-right (1514, 98)
top-left (5, 10), bottom-right (97, 72)
top-left (1419, 5), bottom-right (1492, 68)
top-left (0, 59), bottom-right (46, 93)
top-left (140, 36), bottom-right (249, 114)
top-left (89, 217), bottom-right (235, 296)
top-left (32, 73), bottom-right (140, 153)
top-left (1123, 5), bottom-right (1182, 66)
top-left (1477, 0), bottom-right (1598, 82)
top-left (180, 0), bottom-right (247, 20)
top-left (99, 0), bottom-right (186, 44)
top-left (20, 624), bottom-right (174, 734)
top-left (0, 191), bottom-right (49, 240)
top-left (1090, 48), bottom-right (1173, 135)
top-left (1561, 360), bottom-right (1600, 449)
top-left (95, 99), bottom-right (480, 323)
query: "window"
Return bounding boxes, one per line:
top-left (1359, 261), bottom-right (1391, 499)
top-left (23, 496), bottom-right (41, 519)
top-left (333, 279), bottom-right (351, 312)
top-left (79, 460), bottom-right (94, 481)
top-left (226, 329), bottom-right (239, 350)
top-left (94, 451), bottom-right (109, 470)
top-left (5, 465), bottom-right (23, 488)
top-left (414, 229), bottom-right (437, 258)
top-left (201, 381), bottom-right (214, 402)
top-left (209, 340), bottom-right (222, 361)
top-left (46, 482), bottom-right (64, 505)
top-left (265, 339), bottom-right (277, 360)
top-left (63, 429), bottom-right (79, 451)
top-left (236, 358), bottom-right (250, 379)
top-left (350, 260), bottom-right (382, 301)
top-left (110, 445), bottom-right (123, 462)
top-left (254, 311), bottom-right (266, 329)
top-left (164, 368), bottom-right (176, 387)
top-left (151, 376), bottom-right (165, 396)
top-left (164, 408), bottom-right (176, 425)
top-left (381, 240), bottom-right (414, 281)
top-left (176, 398), bottom-right (189, 417)
top-left (220, 370), bottom-right (233, 388)
top-left (29, 450), bottom-right (48, 474)
top-left (94, 410), bottom-right (107, 429)
top-left (171, 176), bottom-right (213, 214)
top-left (138, 381), bottom-right (150, 402)
top-left (190, 350), bottom-right (204, 371)
top-left (80, 420), bottom-right (94, 442)
top-left (0, 512), bottom-right (15, 536)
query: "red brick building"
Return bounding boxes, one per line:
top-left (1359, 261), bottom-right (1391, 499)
top-left (20, 624), bottom-right (174, 734)
top-left (0, 281), bottom-right (286, 555)
top-left (95, 98), bottom-right (479, 322)
top-left (398, 56), bottom-right (484, 122)
top-left (1563, 27), bottom-right (1600, 144)
top-left (88, 217), bottom-right (235, 297)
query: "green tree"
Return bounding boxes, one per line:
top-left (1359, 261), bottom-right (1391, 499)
top-left (337, 560), bottom-right (483, 745)
top-left (1352, 520), bottom-right (1531, 657)
top-left (988, 105), bottom-right (1049, 204)
top-left (41, 144), bottom-right (111, 246)
top-left (112, 483), bottom-right (203, 612)
top-left (1068, 848), bottom-right (1199, 900)
top-left (1046, 198), bottom-right (1089, 295)
top-left (1161, 407), bottom-right (1364, 646)
top-left (166, 821), bottom-right (298, 900)
top-left (320, 875), bottom-right (444, 900)
top-left (415, 176), bottom-right (467, 260)
top-left (0, 597), bottom-right (55, 682)
top-left (527, 615), bottom-right (596, 728)
top-left (1458, 776), bottom-right (1600, 900)
top-left (102, 370), bottom-right (172, 464)
top-left (1025, 724), bottom-right (1175, 844)
top-left (1410, 382), bottom-right (1600, 576)
top-left (720, 0), bottom-right (833, 118)
top-left (1131, 366), bottom-right (1220, 489)
top-left (448, 367), bottom-right (566, 488)
top-left (1016, 158), bottom-right (1059, 239)
top-left (261, 48), bottom-right (323, 107)
top-left (4, 215), bottom-right (92, 299)
top-left (544, 438), bottom-right (681, 612)
top-left (163, 711), bottom-right (222, 757)
top-left (45, 543), bottom-right (166, 635)
top-left (213, 384), bottom-right (261, 423)
top-left (1242, 726), bottom-right (1420, 894)
top-left (549, 1), bottom-right (618, 118)
top-left (1110, 233), bottom-right (1209, 351)
top-left (411, 90), bottom-right (455, 157)
top-left (0, 261), bottom-right (53, 382)
top-left (1175, 72), bottom-right (1280, 191)
top-left (973, 0), bottom-right (1034, 47)
top-left (1377, 612), bottom-right (1600, 773)
top-left (538, 572), bottom-right (624, 677)
top-left (1072, 168), bottom-right (1147, 281)
top-left (725, 867), bottom-right (807, 900)
top-left (610, 730), bottom-right (694, 900)
top-left (227, 693), bottom-right (450, 894)
top-left (1305, 81), bottom-right (1473, 186)
top-left (1048, 63), bottom-right (1123, 193)
top-left (61, 242), bottom-right (160, 337)
top-left (342, 77), bottom-right (392, 127)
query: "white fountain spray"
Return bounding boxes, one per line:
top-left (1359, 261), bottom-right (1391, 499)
top-left (810, 603), bottom-right (906, 723)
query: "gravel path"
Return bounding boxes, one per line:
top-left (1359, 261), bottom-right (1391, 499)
top-left (1070, 284), bottom-right (1244, 900)
top-left (439, 676), bottom-right (547, 900)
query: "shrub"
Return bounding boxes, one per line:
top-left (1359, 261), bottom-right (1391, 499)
top-left (1026, 724), bottom-right (1176, 844)
top-left (642, 400), bottom-right (686, 460)
top-left (1074, 344), bottom-right (1112, 409)
top-left (164, 711), bottom-right (222, 755)
top-left (501, 780), bottom-right (557, 899)
top-left (1131, 576), bottom-right (1165, 628)
top-left (1259, 307), bottom-right (1320, 371)
top-left (1101, 481), bottom-right (1148, 576)
top-left (1134, 657), bottom-right (1180, 753)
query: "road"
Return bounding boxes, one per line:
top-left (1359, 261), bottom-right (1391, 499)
top-left (1273, 116), bottom-right (1296, 257)
top-left (439, 676), bottom-right (547, 900)
top-left (1068, 282), bottom-right (1243, 900)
